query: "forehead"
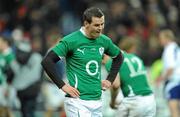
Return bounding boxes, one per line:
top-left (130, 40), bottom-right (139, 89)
top-left (91, 16), bottom-right (104, 24)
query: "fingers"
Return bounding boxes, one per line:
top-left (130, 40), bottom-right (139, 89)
top-left (62, 84), bottom-right (80, 98)
top-left (102, 87), bottom-right (107, 91)
top-left (69, 87), bottom-right (80, 98)
top-left (102, 80), bottom-right (112, 90)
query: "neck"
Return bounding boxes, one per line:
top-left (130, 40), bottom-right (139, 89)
top-left (82, 27), bottom-right (91, 38)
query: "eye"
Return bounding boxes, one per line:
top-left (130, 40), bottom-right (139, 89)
top-left (94, 24), bottom-right (100, 27)
top-left (101, 23), bottom-right (104, 26)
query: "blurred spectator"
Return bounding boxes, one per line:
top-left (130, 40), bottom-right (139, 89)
top-left (0, 36), bottom-right (15, 117)
top-left (159, 29), bottom-right (180, 117)
top-left (10, 40), bottom-right (43, 117)
top-left (0, 0), bottom-right (179, 66)
top-left (42, 78), bottom-right (66, 117)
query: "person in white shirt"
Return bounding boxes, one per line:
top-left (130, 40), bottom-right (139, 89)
top-left (159, 29), bottom-right (180, 117)
top-left (11, 40), bottom-right (43, 117)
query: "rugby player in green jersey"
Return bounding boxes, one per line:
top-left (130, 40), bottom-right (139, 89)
top-left (41, 7), bottom-right (123, 117)
top-left (105, 38), bottom-right (156, 117)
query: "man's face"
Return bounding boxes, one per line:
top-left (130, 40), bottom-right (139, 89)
top-left (84, 16), bottom-right (104, 39)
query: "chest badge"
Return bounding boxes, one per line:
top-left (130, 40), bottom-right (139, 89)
top-left (99, 47), bottom-right (104, 56)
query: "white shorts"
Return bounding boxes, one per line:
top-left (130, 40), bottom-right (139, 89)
top-left (0, 83), bottom-right (18, 108)
top-left (64, 97), bottom-right (102, 117)
top-left (115, 94), bottom-right (156, 117)
top-left (0, 85), bottom-right (7, 106)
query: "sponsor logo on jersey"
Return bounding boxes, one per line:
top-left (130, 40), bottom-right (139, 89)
top-left (77, 48), bottom-right (85, 55)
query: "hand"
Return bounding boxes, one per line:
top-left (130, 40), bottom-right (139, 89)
top-left (155, 76), bottom-right (164, 87)
top-left (62, 84), bottom-right (80, 98)
top-left (102, 80), bottom-right (111, 91)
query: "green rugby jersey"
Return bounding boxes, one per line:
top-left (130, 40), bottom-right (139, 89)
top-left (53, 30), bottom-right (120, 100)
top-left (0, 49), bottom-right (15, 84)
top-left (105, 52), bottom-right (152, 97)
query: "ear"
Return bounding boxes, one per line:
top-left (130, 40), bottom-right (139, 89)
top-left (84, 21), bottom-right (89, 27)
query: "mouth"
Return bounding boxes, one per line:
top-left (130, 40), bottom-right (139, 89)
top-left (96, 31), bottom-right (101, 34)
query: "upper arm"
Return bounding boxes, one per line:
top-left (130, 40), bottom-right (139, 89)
top-left (103, 36), bottom-right (120, 57)
top-left (163, 46), bottom-right (176, 69)
top-left (52, 39), bottom-right (70, 57)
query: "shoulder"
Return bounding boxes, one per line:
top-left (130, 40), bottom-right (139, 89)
top-left (30, 52), bottom-right (42, 61)
top-left (124, 52), bottom-right (142, 60)
top-left (165, 42), bottom-right (177, 50)
top-left (163, 42), bottom-right (178, 56)
top-left (99, 34), bottom-right (112, 41)
top-left (54, 30), bottom-right (82, 51)
top-left (98, 34), bottom-right (115, 48)
top-left (62, 30), bottom-right (81, 42)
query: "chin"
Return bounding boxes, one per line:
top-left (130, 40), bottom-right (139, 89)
top-left (95, 34), bottom-right (101, 37)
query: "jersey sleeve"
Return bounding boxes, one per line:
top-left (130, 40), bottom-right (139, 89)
top-left (52, 39), bottom-right (69, 57)
top-left (163, 45), bottom-right (177, 69)
top-left (103, 36), bottom-right (120, 57)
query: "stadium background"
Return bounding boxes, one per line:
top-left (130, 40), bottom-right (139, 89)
top-left (0, 0), bottom-right (179, 117)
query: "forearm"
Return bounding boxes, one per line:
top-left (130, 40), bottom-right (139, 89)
top-left (41, 50), bottom-right (65, 88)
top-left (106, 52), bottom-right (123, 83)
top-left (110, 87), bottom-right (119, 103)
top-left (164, 68), bottom-right (174, 80)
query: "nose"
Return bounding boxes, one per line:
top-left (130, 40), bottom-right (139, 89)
top-left (100, 24), bottom-right (104, 29)
top-left (98, 25), bottom-right (104, 31)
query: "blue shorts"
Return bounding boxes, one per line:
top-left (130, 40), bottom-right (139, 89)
top-left (164, 82), bottom-right (180, 100)
top-left (169, 84), bottom-right (180, 99)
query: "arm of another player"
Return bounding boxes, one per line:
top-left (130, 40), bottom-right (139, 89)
top-left (41, 50), bottom-right (80, 97)
top-left (110, 74), bottom-right (120, 109)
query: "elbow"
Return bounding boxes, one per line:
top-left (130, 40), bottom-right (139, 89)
top-left (112, 77), bottom-right (120, 90)
top-left (112, 83), bottom-right (119, 90)
top-left (41, 57), bottom-right (48, 69)
top-left (41, 58), bottom-right (45, 67)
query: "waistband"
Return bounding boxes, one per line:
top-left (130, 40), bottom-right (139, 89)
top-left (125, 92), bottom-right (153, 97)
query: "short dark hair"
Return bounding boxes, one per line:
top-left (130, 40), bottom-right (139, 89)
top-left (83, 7), bottom-right (104, 23)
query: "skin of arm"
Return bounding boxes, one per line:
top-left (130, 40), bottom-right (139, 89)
top-left (110, 73), bottom-right (121, 109)
top-left (161, 68), bottom-right (174, 81)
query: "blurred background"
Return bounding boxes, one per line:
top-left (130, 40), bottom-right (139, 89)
top-left (0, 0), bottom-right (179, 117)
